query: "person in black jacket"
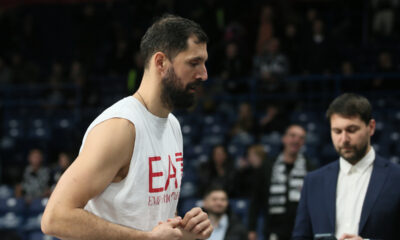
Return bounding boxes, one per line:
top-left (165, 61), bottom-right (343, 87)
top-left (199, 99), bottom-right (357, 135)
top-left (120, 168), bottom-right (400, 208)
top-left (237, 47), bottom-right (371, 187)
top-left (203, 186), bottom-right (247, 240)
top-left (248, 124), bottom-right (316, 240)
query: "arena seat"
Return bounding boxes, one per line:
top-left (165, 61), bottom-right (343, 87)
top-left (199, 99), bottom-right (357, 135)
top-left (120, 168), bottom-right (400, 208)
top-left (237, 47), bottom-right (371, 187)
top-left (229, 198), bottom-right (250, 224)
top-left (28, 230), bottom-right (59, 240)
top-left (27, 118), bottom-right (51, 140)
top-left (179, 198), bottom-right (203, 215)
top-left (24, 213), bottom-right (42, 232)
top-left (0, 212), bottom-right (24, 230)
top-left (3, 117), bottom-right (25, 139)
top-left (0, 198), bottom-right (26, 214)
top-left (0, 185), bottom-right (14, 200)
top-left (28, 198), bottom-right (48, 215)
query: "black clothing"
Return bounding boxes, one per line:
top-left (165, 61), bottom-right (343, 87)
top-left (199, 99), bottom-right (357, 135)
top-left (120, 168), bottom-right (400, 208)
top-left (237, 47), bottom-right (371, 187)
top-left (248, 155), bottom-right (315, 240)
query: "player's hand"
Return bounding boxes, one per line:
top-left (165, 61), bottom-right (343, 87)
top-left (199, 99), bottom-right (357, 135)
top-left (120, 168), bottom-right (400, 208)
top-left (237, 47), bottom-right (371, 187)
top-left (248, 231), bottom-right (257, 240)
top-left (180, 207), bottom-right (213, 239)
top-left (150, 217), bottom-right (183, 240)
top-left (338, 233), bottom-right (363, 240)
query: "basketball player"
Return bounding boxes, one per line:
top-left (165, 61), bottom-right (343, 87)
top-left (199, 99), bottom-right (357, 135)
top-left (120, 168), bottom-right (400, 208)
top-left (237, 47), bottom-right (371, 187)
top-left (41, 15), bottom-right (212, 240)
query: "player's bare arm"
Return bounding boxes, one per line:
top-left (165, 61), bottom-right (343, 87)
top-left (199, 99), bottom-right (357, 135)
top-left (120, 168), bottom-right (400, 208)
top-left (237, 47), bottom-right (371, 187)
top-left (41, 118), bottom-right (181, 240)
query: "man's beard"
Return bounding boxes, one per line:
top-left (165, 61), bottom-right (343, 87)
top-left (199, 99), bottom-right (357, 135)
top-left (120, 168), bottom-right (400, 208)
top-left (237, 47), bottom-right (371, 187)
top-left (336, 140), bottom-right (369, 164)
top-left (161, 67), bottom-right (202, 110)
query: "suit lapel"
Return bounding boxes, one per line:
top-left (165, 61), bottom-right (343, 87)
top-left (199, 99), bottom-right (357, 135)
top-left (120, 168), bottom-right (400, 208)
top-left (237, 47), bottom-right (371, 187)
top-left (358, 156), bottom-right (389, 233)
top-left (325, 161), bottom-right (339, 231)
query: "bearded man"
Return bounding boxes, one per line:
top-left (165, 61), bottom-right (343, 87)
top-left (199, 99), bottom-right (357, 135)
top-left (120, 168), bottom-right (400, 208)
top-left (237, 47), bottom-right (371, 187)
top-left (292, 93), bottom-right (400, 240)
top-left (42, 15), bottom-right (213, 240)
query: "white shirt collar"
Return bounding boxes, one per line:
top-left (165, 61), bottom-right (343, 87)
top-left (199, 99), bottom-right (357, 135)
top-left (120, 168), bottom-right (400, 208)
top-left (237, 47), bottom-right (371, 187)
top-left (217, 214), bottom-right (228, 229)
top-left (339, 147), bottom-right (375, 175)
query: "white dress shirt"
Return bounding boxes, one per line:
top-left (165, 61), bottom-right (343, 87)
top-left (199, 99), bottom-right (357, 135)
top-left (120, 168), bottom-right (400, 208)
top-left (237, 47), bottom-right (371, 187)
top-left (335, 147), bottom-right (375, 238)
top-left (208, 214), bottom-right (228, 240)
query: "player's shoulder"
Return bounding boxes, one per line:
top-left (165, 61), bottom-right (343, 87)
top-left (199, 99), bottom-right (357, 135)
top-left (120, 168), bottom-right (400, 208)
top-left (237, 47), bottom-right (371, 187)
top-left (168, 112), bottom-right (181, 128)
top-left (89, 117), bottom-right (135, 142)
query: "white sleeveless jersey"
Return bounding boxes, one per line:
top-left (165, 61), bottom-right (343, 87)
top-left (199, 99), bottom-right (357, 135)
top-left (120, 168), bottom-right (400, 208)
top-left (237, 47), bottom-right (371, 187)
top-left (81, 96), bottom-right (184, 231)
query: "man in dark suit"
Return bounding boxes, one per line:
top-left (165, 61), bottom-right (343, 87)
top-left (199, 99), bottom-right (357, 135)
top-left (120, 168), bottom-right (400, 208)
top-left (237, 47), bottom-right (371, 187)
top-left (293, 93), bottom-right (400, 240)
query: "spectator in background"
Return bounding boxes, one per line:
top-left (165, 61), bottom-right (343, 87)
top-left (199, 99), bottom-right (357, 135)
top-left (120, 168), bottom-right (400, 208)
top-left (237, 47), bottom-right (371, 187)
top-left (253, 38), bottom-right (289, 93)
top-left (341, 60), bottom-right (355, 76)
top-left (234, 144), bottom-right (267, 197)
top-left (10, 53), bottom-right (39, 84)
top-left (219, 42), bottom-right (248, 94)
top-left (248, 124), bottom-right (315, 240)
top-left (198, 145), bottom-right (236, 197)
top-left (0, 56), bottom-right (12, 84)
top-left (259, 103), bottom-right (289, 135)
top-left (77, 4), bottom-right (101, 70)
top-left (203, 186), bottom-right (247, 240)
top-left (376, 51), bottom-right (395, 73)
top-left (230, 102), bottom-right (256, 140)
top-left (46, 62), bottom-right (67, 109)
top-left (107, 38), bottom-right (132, 76)
top-left (256, 5), bottom-right (276, 56)
top-left (301, 8), bottom-right (318, 40)
top-left (281, 23), bottom-right (301, 75)
top-left (69, 60), bottom-right (88, 97)
top-left (50, 152), bottom-right (72, 190)
top-left (371, 0), bottom-right (398, 37)
top-left (49, 62), bottom-right (66, 85)
top-left (302, 19), bottom-right (333, 74)
top-left (15, 149), bottom-right (50, 202)
top-left (371, 51), bottom-right (396, 90)
top-left (127, 51), bottom-right (144, 94)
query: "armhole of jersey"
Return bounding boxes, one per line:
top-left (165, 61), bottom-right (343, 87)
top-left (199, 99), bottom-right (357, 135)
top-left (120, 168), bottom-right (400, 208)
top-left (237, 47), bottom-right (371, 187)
top-left (80, 112), bottom-right (139, 185)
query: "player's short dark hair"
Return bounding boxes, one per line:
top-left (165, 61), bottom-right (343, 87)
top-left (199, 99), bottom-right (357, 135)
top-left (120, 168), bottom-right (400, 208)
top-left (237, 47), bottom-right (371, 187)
top-left (140, 14), bottom-right (208, 68)
top-left (326, 93), bottom-right (372, 125)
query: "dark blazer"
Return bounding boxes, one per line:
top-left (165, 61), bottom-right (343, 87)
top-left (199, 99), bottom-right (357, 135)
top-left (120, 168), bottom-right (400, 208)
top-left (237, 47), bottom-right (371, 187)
top-left (224, 212), bottom-right (248, 240)
top-left (292, 155), bottom-right (400, 240)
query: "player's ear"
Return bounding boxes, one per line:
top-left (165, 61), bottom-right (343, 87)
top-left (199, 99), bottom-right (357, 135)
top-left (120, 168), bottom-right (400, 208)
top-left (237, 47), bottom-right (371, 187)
top-left (153, 52), bottom-right (168, 74)
top-left (368, 119), bottom-right (376, 136)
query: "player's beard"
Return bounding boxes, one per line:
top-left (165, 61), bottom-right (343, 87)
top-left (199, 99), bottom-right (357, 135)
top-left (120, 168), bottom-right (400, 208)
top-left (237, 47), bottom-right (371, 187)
top-left (161, 66), bottom-right (201, 110)
top-left (335, 139), bottom-right (369, 164)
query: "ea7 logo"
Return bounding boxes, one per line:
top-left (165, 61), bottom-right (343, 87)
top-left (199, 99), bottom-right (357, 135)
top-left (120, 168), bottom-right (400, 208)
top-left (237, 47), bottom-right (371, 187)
top-left (148, 152), bottom-right (183, 193)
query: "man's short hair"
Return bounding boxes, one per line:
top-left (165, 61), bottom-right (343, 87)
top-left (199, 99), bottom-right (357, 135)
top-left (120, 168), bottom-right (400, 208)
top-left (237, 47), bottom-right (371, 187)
top-left (140, 14), bottom-right (208, 68)
top-left (284, 124), bottom-right (306, 135)
top-left (203, 185), bottom-right (227, 199)
top-left (326, 93), bottom-right (372, 125)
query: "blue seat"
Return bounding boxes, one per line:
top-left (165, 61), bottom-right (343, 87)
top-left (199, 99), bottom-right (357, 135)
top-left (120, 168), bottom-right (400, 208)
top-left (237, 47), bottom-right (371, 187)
top-left (200, 134), bottom-right (224, 146)
top-left (260, 132), bottom-right (282, 145)
top-left (52, 116), bottom-right (74, 130)
top-left (27, 118), bottom-right (51, 140)
top-left (3, 117), bottom-right (25, 139)
top-left (179, 181), bottom-right (198, 199)
top-left (179, 198), bottom-right (203, 215)
top-left (230, 198), bottom-right (249, 224)
top-left (0, 185), bottom-right (14, 200)
top-left (24, 213), bottom-right (42, 232)
top-left (28, 231), bottom-right (59, 240)
top-left (0, 212), bottom-right (24, 229)
top-left (0, 198), bottom-right (26, 214)
top-left (28, 198), bottom-right (48, 215)
top-left (262, 143), bottom-right (281, 157)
